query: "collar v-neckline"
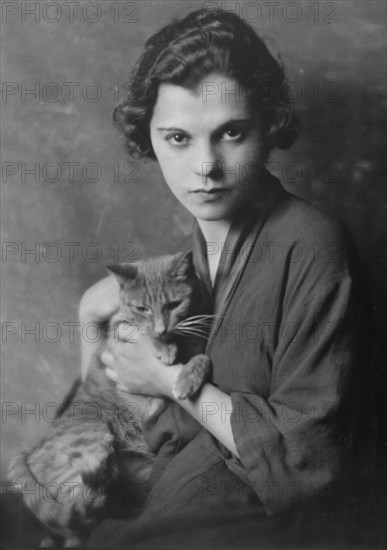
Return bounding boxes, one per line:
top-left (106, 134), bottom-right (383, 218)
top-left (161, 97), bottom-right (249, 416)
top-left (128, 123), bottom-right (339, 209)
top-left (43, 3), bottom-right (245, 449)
top-left (192, 172), bottom-right (286, 347)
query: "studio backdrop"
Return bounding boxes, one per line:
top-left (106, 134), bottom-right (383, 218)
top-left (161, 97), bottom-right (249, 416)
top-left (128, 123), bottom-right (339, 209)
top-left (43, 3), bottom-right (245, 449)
top-left (1, 0), bottom-right (386, 488)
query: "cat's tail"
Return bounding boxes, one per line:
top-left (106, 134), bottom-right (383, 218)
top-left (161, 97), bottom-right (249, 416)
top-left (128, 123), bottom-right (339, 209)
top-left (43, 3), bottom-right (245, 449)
top-left (7, 451), bottom-right (85, 542)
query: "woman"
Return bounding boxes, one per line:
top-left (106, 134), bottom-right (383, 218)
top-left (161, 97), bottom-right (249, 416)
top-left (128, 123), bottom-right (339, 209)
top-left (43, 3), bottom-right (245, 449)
top-left (80, 8), bottom-right (372, 548)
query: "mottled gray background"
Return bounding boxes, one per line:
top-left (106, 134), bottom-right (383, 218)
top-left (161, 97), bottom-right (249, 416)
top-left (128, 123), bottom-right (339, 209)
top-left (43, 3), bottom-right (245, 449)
top-left (1, 0), bottom-right (386, 489)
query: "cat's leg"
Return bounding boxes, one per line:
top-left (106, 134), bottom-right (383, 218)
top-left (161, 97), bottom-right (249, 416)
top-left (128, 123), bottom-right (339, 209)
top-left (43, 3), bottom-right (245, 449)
top-left (172, 355), bottom-right (211, 400)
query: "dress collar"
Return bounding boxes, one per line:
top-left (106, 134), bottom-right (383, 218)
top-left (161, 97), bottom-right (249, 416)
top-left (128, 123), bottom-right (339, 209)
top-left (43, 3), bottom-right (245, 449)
top-left (192, 171), bottom-right (286, 313)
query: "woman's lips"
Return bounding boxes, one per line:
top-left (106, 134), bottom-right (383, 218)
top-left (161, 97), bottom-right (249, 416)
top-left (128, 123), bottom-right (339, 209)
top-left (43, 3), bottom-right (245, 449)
top-left (192, 188), bottom-right (226, 193)
top-left (191, 188), bottom-right (229, 202)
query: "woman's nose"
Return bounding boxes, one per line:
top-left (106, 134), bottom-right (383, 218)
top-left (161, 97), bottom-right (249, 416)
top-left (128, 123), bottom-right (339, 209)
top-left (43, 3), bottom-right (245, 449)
top-left (192, 141), bottom-right (223, 182)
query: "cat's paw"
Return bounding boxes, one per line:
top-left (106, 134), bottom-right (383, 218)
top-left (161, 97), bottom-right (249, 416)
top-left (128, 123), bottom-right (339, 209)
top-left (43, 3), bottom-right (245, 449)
top-left (153, 342), bottom-right (178, 365)
top-left (172, 354), bottom-right (211, 400)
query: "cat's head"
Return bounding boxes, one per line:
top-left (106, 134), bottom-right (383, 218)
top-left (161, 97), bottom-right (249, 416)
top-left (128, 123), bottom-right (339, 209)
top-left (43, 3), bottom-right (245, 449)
top-left (107, 251), bottom-right (208, 340)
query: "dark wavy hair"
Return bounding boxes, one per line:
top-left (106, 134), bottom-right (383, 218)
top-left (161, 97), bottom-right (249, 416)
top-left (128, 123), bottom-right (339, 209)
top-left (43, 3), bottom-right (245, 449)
top-left (113, 8), bottom-right (299, 159)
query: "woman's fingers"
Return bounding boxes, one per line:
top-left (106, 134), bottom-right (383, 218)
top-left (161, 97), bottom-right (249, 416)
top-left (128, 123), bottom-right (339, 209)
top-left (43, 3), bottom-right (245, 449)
top-left (105, 366), bottom-right (119, 382)
top-left (99, 333), bottom-right (180, 397)
top-left (105, 365), bottom-right (128, 392)
top-left (101, 350), bottom-right (115, 367)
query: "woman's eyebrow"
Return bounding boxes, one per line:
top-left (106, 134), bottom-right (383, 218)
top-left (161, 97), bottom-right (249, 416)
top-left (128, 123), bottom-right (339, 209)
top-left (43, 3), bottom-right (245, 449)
top-left (156, 119), bottom-right (252, 133)
top-left (215, 118), bottom-right (252, 130)
top-left (156, 126), bottom-right (187, 132)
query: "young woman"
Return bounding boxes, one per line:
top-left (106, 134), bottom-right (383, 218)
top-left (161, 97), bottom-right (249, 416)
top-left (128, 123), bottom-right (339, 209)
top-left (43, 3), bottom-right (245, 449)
top-left (80, 8), bottom-right (372, 548)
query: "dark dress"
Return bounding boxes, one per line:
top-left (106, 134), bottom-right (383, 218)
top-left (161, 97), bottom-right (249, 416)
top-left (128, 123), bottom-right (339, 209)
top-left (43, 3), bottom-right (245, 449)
top-left (86, 177), bottom-right (374, 548)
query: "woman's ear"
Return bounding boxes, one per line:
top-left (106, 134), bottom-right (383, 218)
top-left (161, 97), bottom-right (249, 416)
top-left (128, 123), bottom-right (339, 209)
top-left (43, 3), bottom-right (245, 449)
top-left (106, 263), bottom-right (138, 287)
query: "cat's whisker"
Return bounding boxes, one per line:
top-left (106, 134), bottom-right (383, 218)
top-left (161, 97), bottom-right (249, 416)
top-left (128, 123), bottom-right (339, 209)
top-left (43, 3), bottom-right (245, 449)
top-left (180, 318), bottom-right (213, 325)
top-left (175, 314), bottom-right (226, 331)
top-left (174, 321), bottom-right (210, 329)
top-left (176, 322), bottom-right (212, 330)
top-left (175, 315), bottom-right (221, 326)
top-left (173, 327), bottom-right (209, 338)
top-left (174, 331), bottom-right (208, 339)
top-left (178, 330), bottom-right (209, 338)
top-left (181, 314), bottom-right (226, 322)
top-left (174, 325), bottom-right (209, 334)
top-left (181, 315), bottom-right (219, 323)
top-left (185, 314), bottom-right (218, 319)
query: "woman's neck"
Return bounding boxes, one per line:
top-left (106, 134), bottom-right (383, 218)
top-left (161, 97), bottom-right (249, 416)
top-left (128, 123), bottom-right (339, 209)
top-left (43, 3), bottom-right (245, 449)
top-left (196, 218), bottom-right (232, 285)
top-left (197, 218), bottom-right (231, 245)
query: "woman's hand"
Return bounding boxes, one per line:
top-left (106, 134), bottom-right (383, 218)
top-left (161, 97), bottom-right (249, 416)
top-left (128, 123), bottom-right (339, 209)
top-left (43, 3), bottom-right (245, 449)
top-left (101, 333), bottom-right (183, 399)
top-left (79, 275), bottom-right (120, 378)
top-left (100, 321), bottom-right (240, 456)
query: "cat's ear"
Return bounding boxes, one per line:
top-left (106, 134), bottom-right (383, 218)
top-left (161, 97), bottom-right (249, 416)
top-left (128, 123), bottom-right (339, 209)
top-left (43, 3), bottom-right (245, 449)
top-left (106, 263), bottom-right (138, 286)
top-left (170, 251), bottom-right (195, 280)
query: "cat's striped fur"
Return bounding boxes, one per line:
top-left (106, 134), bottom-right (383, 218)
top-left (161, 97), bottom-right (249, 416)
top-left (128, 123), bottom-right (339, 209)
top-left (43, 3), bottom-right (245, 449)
top-left (8, 252), bottom-right (212, 548)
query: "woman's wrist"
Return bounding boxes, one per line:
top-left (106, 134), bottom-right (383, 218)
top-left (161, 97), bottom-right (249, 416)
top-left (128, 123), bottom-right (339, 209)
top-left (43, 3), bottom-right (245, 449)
top-left (160, 364), bottom-right (183, 399)
top-left (172, 382), bottom-right (240, 458)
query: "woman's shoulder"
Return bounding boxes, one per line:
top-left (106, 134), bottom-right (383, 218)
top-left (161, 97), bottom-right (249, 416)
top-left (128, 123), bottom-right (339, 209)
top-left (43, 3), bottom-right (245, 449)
top-left (268, 188), bottom-right (353, 248)
top-left (257, 187), bottom-right (361, 275)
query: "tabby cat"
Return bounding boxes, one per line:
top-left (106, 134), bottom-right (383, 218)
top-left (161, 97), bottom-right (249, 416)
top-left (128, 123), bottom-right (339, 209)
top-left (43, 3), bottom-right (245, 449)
top-left (8, 251), bottom-right (212, 548)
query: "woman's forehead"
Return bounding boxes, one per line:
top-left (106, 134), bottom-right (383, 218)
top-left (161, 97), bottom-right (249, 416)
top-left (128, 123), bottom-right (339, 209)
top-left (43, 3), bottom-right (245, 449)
top-left (151, 75), bottom-right (256, 130)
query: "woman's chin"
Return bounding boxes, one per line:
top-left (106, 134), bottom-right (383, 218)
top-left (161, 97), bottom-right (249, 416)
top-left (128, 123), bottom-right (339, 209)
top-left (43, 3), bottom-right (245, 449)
top-left (188, 202), bottom-right (242, 222)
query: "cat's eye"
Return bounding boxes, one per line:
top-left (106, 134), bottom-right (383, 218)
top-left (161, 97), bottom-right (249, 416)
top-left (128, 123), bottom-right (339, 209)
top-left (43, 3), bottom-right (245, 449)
top-left (136, 305), bottom-right (150, 314)
top-left (167, 301), bottom-right (181, 310)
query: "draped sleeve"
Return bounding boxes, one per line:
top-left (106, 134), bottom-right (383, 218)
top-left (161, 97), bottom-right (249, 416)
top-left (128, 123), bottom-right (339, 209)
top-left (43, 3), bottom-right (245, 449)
top-left (206, 196), bottom-right (373, 514)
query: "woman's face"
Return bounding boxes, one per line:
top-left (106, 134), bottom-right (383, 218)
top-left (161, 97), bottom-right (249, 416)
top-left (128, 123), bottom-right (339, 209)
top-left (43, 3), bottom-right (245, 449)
top-left (150, 73), bottom-right (265, 222)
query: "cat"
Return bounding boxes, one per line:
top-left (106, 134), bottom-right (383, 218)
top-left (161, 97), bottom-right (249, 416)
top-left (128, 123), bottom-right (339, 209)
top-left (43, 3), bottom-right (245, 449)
top-left (8, 251), bottom-right (212, 548)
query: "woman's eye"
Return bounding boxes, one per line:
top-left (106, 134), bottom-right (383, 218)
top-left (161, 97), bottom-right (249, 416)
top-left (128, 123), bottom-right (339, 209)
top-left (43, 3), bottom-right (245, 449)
top-left (166, 133), bottom-right (189, 146)
top-left (222, 128), bottom-right (244, 141)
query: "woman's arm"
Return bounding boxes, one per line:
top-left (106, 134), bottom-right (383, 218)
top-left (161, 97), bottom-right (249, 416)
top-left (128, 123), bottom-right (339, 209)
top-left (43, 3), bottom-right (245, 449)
top-left (101, 340), bottom-right (239, 457)
top-left (78, 274), bottom-right (120, 379)
top-left (80, 272), bottom-right (240, 456)
top-left (101, 220), bottom-right (372, 514)
top-left (174, 383), bottom-right (240, 458)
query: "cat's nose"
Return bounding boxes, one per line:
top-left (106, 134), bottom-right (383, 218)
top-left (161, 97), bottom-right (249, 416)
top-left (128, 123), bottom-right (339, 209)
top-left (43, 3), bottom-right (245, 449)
top-left (153, 321), bottom-right (167, 336)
